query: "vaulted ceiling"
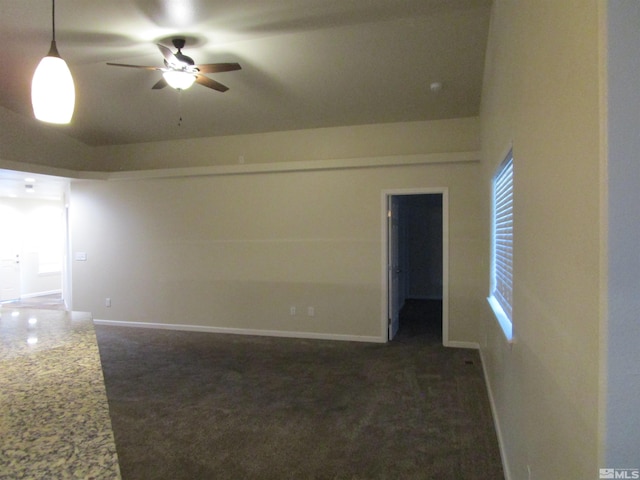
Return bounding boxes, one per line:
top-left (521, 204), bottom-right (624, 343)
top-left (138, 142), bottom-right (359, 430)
top-left (0, 0), bottom-right (492, 147)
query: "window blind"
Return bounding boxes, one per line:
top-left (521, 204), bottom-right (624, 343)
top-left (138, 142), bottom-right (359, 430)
top-left (492, 154), bottom-right (513, 320)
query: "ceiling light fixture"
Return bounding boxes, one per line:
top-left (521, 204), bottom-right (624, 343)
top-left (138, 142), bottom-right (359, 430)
top-left (31, 0), bottom-right (75, 124)
top-left (163, 70), bottom-right (196, 90)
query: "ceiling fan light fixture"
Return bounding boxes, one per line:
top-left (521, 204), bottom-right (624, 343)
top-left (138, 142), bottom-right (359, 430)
top-left (163, 70), bottom-right (196, 90)
top-left (31, 0), bottom-right (75, 124)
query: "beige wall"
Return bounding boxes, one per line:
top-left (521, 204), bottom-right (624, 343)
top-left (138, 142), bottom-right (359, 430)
top-left (92, 117), bottom-right (480, 171)
top-left (0, 105), bottom-right (93, 172)
top-left (480, 1), bottom-right (602, 479)
top-left (70, 118), bottom-right (484, 343)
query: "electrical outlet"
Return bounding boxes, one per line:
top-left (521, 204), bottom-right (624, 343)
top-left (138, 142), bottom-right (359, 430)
top-left (105, 298), bottom-right (111, 307)
top-left (307, 306), bottom-right (315, 317)
top-left (290, 306), bottom-right (296, 316)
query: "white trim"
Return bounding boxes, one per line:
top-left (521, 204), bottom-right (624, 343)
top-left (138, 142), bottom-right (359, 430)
top-left (2, 152), bottom-right (480, 183)
top-left (19, 289), bottom-right (62, 299)
top-left (103, 152), bottom-right (480, 181)
top-left (37, 269), bottom-right (62, 277)
top-left (381, 188), bottom-right (449, 345)
top-left (0, 159), bottom-right (90, 180)
top-left (445, 340), bottom-right (479, 349)
top-left (487, 295), bottom-right (514, 343)
top-left (92, 319), bottom-right (385, 344)
top-left (62, 201), bottom-right (72, 312)
top-left (497, 142), bottom-right (514, 172)
top-left (0, 148), bottom-right (480, 182)
top-left (478, 347), bottom-right (513, 480)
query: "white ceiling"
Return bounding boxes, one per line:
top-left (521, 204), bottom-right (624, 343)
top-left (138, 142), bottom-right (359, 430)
top-left (0, 0), bottom-right (491, 148)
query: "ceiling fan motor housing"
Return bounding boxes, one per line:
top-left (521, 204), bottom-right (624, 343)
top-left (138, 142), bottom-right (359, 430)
top-left (171, 39), bottom-right (195, 66)
top-left (172, 38), bottom-right (186, 50)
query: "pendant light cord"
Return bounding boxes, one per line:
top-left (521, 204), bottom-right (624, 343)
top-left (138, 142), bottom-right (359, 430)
top-left (52, 0), bottom-right (56, 43)
top-left (47, 0), bottom-right (61, 58)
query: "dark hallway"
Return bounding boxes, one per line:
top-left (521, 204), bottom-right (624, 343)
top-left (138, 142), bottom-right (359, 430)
top-left (397, 298), bottom-right (443, 345)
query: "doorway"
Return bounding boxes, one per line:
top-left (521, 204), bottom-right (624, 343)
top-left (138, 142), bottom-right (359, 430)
top-left (0, 206), bottom-right (21, 301)
top-left (0, 170), bottom-right (69, 307)
top-left (383, 188), bottom-right (448, 344)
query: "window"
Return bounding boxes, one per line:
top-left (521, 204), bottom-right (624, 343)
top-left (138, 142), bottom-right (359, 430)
top-left (488, 151), bottom-right (513, 341)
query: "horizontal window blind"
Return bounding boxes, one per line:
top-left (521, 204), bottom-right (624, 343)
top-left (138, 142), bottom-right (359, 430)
top-left (492, 154), bottom-right (513, 320)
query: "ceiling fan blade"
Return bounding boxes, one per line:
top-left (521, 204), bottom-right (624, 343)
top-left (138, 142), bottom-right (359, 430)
top-left (157, 44), bottom-right (179, 66)
top-left (152, 77), bottom-right (168, 90)
top-left (195, 75), bottom-right (229, 92)
top-left (196, 63), bottom-right (241, 74)
top-left (106, 62), bottom-right (162, 71)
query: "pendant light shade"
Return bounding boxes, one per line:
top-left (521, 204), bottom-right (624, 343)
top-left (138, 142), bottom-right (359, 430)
top-left (32, 0), bottom-right (75, 124)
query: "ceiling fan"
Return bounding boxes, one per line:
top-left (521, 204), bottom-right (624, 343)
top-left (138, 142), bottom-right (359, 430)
top-left (106, 38), bottom-right (241, 92)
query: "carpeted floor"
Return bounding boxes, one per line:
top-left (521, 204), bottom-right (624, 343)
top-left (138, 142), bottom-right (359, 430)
top-left (95, 300), bottom-right (504, 480)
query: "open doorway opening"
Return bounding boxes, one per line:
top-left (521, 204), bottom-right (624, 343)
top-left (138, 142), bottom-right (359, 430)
top-left (383, 189), bottom-right (448, 345)
top-left (0, 170), bottom-right (69, 310)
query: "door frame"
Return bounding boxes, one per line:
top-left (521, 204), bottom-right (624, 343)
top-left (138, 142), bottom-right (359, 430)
top-left (381, 187), bottom-right (449, 345)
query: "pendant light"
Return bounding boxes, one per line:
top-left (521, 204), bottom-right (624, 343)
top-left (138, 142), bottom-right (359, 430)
top-left (31, 0), bottom-right (75, 124)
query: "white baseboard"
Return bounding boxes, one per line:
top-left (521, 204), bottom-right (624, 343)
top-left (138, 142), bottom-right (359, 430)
top-left (20, 289), bottom-right (62, 299)
top-left (445, 340), bottom-right (480, 349)
top-left (92, 319), bottom-right (386, 344)
top-left (478, 348), bottom-right (512, 480)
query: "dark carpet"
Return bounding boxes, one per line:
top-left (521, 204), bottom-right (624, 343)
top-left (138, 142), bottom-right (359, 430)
top-left (95, 300), bottom-right (504, 480)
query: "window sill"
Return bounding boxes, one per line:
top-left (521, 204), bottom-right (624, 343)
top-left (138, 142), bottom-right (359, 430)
top-left (487, 295), bottom-right (514, 343)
